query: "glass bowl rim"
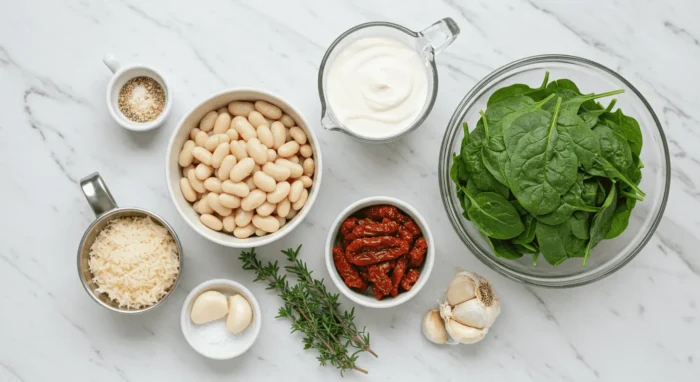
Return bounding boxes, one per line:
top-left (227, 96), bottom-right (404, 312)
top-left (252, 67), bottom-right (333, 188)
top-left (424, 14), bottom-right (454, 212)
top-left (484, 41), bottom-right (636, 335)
top-left (438, 54), bottom-right (671, 288)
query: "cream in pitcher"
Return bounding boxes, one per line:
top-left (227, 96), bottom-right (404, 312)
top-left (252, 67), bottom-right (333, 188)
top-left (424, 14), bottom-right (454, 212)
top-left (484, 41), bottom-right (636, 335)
top-left (325, 36), bottom-right (428, 139)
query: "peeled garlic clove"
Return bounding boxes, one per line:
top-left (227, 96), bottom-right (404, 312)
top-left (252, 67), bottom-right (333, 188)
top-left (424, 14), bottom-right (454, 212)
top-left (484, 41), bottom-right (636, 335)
top-left (226, 294), bottom-right (253, 334)
top-left (422, 310), bottom-right (448, 344)
top-left (445, 271), bottom-right (477, 306)
top-left (451, 297), bottom-right (500, 329)
top-left (191, 291), bottom-right (229, 324)
top-left (444, 317), bottom-right (487, 344)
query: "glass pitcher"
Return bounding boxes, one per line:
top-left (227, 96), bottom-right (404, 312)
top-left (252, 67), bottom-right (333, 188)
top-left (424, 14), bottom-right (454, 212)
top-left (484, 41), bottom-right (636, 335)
top-left (318, 18), bottom-right (460, 143)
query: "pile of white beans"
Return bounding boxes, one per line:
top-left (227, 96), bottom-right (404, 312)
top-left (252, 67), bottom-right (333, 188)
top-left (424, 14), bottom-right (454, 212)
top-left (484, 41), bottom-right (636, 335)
top-left (178, 100), bottom-right (315, 238)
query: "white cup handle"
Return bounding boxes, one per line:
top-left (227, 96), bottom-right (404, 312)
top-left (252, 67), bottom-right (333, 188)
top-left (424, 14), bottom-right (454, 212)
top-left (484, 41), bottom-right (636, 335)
top-left (103, 54), bottom-right (121, 74)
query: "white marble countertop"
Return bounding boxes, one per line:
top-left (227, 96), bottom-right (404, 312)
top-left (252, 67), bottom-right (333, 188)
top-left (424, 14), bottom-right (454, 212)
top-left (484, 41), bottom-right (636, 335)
top-left (1, 0), bottom-right (698, 381)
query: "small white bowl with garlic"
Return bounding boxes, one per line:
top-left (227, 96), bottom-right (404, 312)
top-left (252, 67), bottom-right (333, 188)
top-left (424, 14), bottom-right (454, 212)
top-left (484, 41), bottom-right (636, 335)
top-left (180, 279), bottom-right (261, 360)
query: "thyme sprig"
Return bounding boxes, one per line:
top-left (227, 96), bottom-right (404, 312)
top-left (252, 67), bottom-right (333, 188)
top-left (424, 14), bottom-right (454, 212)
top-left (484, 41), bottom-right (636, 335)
top-left (239, 246), bottom-right (377, 375)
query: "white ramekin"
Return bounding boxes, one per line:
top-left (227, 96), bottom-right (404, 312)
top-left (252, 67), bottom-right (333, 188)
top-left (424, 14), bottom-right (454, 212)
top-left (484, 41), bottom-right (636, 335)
top-left (165, 89), bottom-right (322, 248)
top-left (325, 196), bottom-right (435, 308)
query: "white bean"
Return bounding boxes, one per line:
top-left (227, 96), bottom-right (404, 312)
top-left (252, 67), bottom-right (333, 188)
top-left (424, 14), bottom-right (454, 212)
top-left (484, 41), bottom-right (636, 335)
top-left (199, 111), bottom-right (218, 132)
top-left (255, 228), bottom-right (267, 237)
top-left (204, 135), bottom-right (221, 152)
top-left (207, 192), bottom-right (233, 216)
top-left (299, 144), bottom-right (312, 158)
top-left (218, 155), bottom-right (237, 181)
top-left (256, 201), bottom-right (276, 217)
top-left (229, 140), bottom-right (248, 160)
top-left (289, 126), bottom-right (307, 145)
top-left (253, 171), bottom-right (276, 192)
top-left (226, 127), bottom-right (239, 141)
top-left (256, 125), bottom-right (274, 148)
top-left (278, 141), bottom-right (300, 158)
top-left (276, 199), bottom-right (291, 218)
top-left (303, 158), bottom-right (315, 176)
top-left (182, 165), bottom-right (195, 178)
top-left (235, 208), bottom-right (254, 227)
top-left (180, 178), bottom-right (197, 202)
top-left (292, 189), bottom-right (308, 211)
top-left (228, 101), bottom-right (255, 117)
top-left (275, 158), bottom-right (303, 178)
top-left (245, 177), bottom-right (257, 192)
top-left (217, 107), bottom-right (229, 116)
top-left (213, 113), bottom-right (231, 134)
top-left (195, 163), bottom-right (213, 180)
top-left (178, 140), bottom-right (196, 167)
top-left (247, 138), bottom-right (268, 165)
top-left (232, 116), bottom-right (257, 141)
top-left (221, 180), bottom-right (250, 198)
top-left (300, 175), bottom-right (313, 188)
top-left (252, 214), bottom-right (280, 233)
top-left (254, 100), bottom-right (282, 119)
top-left (194, 130), bottom-right (209, 147)
top-left (188, 170), bottom-right (206, 193)
top-left (200, 214), bottom-right (223, 231)
top-left (204, 177), bottom-right (222, 193)
top-left (217, 133), bottom-right (230, 143)
top-left (279, 114), bottom-right (295, 128)
top-left (263, 162), bottom-right (291, 182)
top-left (289, 180), bottom-right (304, 203)
top-left (198, 195), bottom-right (214, 214)
top-left (286, 208), bottom-right (297, 220)
top-left (289, 155), bottom-right (300, 164)
top-left (241, 189), bottom-right (266, 211)
top-left (275, 216), bottom-right (286, 227)
top-left (219, 193), bottom-right (241, 209)
top-left (211, 142), bottom-right (230, 168)
top-left (267, 181), bottom-right (290, 204)
top-left (192, 147), bottom-right (213, 166)
top-left (229, 157), bottom-right (255, 182)
top-left (222, 216), bottom-right (236, 232)
top-left (248, 111), bottom-right (268, 127)
top-left (234, 224), bottom-right (255, 239)
top-left (271, 121), bottom-right (286, 150)
top-left (189, 127), bottom-right (201, 140)
top-left (267, 149), bottom-right (277, 162)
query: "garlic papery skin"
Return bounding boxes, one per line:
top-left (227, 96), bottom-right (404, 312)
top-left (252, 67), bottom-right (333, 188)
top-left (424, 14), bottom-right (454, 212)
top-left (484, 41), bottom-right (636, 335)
top-left (226, 294), bottom-right (253, 334)
top-left (422, 310), bottom-right (448, 345)
top-left (445, 272), bottom-right (477, 306)
top-left (451, 292), bottom-right (501, 329)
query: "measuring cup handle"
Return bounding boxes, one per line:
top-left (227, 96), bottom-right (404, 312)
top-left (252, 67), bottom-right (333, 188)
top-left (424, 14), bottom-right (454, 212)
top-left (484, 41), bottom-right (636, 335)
top-left (102, 54), bottom-right (121, 74)
top-left (419, 18), bottom-right (460, 56)
top-left (80, 172), bottom-right (118, 217)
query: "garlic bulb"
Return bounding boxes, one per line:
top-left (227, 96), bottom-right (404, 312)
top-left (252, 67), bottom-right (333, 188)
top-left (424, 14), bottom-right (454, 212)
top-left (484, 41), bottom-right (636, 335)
top-left (421, 310), bottom-right (448, 344)
top-left (421, 271), bottom-right (501, 345)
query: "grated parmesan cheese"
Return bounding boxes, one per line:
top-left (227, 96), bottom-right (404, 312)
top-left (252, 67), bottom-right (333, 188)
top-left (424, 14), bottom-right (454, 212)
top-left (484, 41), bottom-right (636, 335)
top-left (88, 216), bottom-right (180, 309)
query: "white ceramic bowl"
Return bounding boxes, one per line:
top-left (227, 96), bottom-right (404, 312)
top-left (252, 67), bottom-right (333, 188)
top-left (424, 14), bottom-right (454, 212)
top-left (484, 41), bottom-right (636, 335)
top-left (325, 196), bottom-right (435, 308)
top-left (166, 89), bottom-right (322, 248)
top-left (180, 279), bottom-right (261, 360)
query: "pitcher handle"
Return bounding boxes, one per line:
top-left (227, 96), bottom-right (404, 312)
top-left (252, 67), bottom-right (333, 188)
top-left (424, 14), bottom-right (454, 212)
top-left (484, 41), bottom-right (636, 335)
top-left (80, 172), bottom-right (118, 217)
top-left (419, 18), bottom-right (460, 57)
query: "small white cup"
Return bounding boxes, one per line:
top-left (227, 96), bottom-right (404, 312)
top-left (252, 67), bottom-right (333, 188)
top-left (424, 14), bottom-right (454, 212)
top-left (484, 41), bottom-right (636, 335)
top-left (103, 54), bottom-right (172, 132)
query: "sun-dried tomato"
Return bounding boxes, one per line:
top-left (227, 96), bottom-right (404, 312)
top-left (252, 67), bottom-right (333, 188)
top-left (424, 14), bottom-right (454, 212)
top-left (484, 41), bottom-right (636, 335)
top-left (340, 217), bottom-right (359, 237)
top-left (377, 260), bottom-right (395, 274)
top-left (409, 237), bottom-right (428, 267)
top-left (346, 236), bottom-right (410, 266)
top-left (346, 219), bottom-right (400, 241)
top-left (333, 245), bottom-right (367, 290)
top-left (367, 264), bottom-right (392, 300)
top-left (400, 268), bottom-right (420, 291)
top-left (390, 257), bottom-right (408, 297)
top-left (362, 205), bottom-right (410, 224)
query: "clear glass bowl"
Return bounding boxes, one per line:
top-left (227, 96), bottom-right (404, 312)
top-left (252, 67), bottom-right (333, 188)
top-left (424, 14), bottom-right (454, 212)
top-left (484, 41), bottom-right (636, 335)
top-left (438, 55), bottom-right (671, 287)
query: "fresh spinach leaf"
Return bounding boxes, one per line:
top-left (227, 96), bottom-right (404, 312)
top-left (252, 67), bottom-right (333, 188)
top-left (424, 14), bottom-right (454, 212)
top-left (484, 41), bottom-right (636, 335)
top-left (600, 109), bottom-right (643, 156)
top-left (507, 98), bottom-right (579, 215)
top-left (581, 180), bottom-right (599, 206)
top-left (584, 184), bottom-right (618, 265)
top-left (513, 214), bottom-right (537, 244)
top-left (587, 125), bottom-right (645, 199)
top-left (535, 173), bottom-right (599, 225)
top-left (463, 190), bottom-right (524, 240)
top-left (568, 211), bottom-right (590, 240)
top-left (487, 72), bottom-right (550, 106)
top-left (536, 222), bottom-right (588, 265)
top-left (604, 197), bottom-right (636, 239)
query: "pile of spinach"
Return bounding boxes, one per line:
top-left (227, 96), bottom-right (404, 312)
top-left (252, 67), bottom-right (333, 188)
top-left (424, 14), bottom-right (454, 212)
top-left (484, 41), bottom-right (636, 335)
top-left (450, 73), bottom-right (644, 266)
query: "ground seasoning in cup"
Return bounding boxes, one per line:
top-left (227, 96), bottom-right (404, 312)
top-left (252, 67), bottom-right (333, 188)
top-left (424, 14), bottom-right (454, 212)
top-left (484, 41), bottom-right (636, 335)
top-left (117, 76), bottom-right (166, 123)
